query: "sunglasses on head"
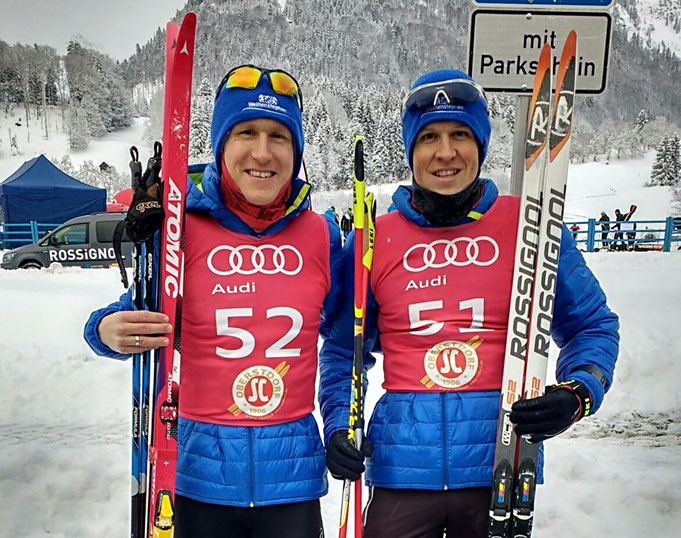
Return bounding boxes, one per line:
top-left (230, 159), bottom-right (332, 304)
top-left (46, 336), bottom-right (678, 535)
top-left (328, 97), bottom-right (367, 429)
top-left (216, 64), bottom-right (304, 112)
top-left (401, 78), bottom-right (488, 119)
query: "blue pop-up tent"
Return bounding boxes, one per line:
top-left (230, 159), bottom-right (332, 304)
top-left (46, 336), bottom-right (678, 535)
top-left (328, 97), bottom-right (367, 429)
top-left (0, 155), bottom-right (106, 245)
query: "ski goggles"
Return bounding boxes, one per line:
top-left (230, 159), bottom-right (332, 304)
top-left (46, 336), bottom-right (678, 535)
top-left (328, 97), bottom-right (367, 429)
top-left (401, 78), bottom-right (488, 119)
top-left (216, 64), bottom-right (304, 112)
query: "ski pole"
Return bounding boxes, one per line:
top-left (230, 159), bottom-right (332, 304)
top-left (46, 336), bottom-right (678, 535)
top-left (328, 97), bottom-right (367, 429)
top-left (339, 136), bottom-right (376, 538)
top-left (354, 190), bottom-right (375, 538)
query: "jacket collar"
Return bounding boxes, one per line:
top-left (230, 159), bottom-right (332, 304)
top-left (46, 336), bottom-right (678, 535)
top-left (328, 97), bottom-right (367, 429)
top-left (391, 177), bottom-right (499, 227)
top-left (186, 161), bottom-right (311, 236)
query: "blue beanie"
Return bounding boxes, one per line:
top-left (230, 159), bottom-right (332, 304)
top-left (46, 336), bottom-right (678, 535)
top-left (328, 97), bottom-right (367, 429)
top-left (402, 69), bottom-right (491, 172)
top-left (210, 74), bottom-right (304, 181)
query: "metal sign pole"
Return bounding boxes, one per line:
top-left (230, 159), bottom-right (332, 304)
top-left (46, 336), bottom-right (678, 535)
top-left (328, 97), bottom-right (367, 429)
top-left (510, 95), bottom-right (530, 196)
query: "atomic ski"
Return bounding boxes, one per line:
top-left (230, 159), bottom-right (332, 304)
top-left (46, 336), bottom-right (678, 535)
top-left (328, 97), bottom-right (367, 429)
top-left (488, 31), bottom-right (577, 538)
top-left (146, 12), bottom-right (196, 538)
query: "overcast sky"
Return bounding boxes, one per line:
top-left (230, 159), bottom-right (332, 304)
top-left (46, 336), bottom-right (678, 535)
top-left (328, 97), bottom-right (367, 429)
top-left (0, 0), bottom-right (189, 60)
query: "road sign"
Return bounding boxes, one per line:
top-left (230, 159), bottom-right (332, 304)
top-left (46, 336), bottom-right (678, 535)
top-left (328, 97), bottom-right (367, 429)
top-left (473, 0), bottom-right (614, 7)
top-left (468, 9), bottom-right (612, 94)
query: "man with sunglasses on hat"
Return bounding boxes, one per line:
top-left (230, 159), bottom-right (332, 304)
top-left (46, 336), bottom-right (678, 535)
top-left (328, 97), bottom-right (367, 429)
top-left (319, 69), bottom-right (619, 537)
top-left (85, 65), bottom-right (341, 537)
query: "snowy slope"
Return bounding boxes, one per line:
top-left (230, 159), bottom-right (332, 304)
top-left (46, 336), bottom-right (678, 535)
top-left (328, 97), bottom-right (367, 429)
top-left (638, 0), bottom-right (681, 56)
top-left (0, 107), bottom-right (150, 185)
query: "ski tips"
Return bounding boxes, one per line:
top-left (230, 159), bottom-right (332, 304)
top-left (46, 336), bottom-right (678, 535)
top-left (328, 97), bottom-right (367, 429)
top-left (550, 31), bottom-right (577, 160)
top-left (525, 44), bottom-right (552, 171)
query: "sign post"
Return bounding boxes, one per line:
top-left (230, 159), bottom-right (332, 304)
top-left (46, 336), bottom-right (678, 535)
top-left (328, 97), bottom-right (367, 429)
top-left (468, 0), bottom-right (613, 194)
top-left (469, 10), bottom-right (612, 94)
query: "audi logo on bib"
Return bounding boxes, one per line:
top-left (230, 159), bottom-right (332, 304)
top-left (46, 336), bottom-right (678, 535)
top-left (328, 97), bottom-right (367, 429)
top-left (207, 244), bottom-right (303, 276)
top-left (403, 237), bottom-right (499, 272)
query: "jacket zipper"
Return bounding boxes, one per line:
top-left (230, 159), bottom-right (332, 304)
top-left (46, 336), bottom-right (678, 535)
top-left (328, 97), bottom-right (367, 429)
top-left (249, 427), bottom-right (255, 507)
top-left (441, 393), bottom-right (449, 490)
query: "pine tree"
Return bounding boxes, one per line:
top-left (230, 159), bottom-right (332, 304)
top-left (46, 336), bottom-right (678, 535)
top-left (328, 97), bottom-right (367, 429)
top-left (68, 103), bottom-right (90, 150)
top-left (649, 135), bottom-right (680, 187)
top-left (189, 77), bottom-right (214, 163)
top-left (669, 134), bottom-right (681, 186)
top-left (635, 109), bottom-right (649, 138)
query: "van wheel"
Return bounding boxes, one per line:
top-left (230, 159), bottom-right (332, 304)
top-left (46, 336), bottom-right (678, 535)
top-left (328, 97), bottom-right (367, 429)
top-left (20, 260), bottom-right (43, 269)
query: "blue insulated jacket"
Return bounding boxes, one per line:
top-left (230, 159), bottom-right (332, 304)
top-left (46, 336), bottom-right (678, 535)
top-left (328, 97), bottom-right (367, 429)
top-left (318, 179), bottom-right (619, 490)
top-left (84, 163), bottom-right (343, 506)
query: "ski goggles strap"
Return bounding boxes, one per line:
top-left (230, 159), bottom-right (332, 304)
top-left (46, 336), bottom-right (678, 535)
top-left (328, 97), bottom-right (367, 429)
top-left (216, 64), bottom-right (304, 112)
top-left (401, 78), bottom-right (488, 119)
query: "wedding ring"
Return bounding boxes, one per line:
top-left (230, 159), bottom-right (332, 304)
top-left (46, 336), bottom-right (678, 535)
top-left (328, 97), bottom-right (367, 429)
top-left (135, 335), bottom-right (140, 347)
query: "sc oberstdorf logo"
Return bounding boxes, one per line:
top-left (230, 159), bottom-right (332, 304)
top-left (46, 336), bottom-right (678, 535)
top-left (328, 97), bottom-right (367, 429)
top-left (228, 362), bottom-right (290, 418)
top-left (403, 237), bottom-right (499, 272)
top-left (207, 244), bottom-right (303, 276)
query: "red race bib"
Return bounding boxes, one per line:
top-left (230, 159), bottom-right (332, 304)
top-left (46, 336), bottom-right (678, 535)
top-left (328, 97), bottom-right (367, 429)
top-left (179, 211), bottom-right (330, 425)
top-left (372, 196), bottom-right (520, 392)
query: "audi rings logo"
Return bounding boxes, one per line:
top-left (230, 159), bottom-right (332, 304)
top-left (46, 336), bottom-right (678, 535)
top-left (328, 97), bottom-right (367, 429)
top-left (403, 237), bottom-right (499, 272)
top-left (207, 244), bottom-right (303, 276)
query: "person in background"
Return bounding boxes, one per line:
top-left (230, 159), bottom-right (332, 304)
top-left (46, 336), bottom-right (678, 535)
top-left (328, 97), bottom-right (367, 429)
top-left (319, 68), bottom-right (619, 538)
top-left (340, 208), bottom-right (353, 241)
top-left (84, 65), bottom-right (342, 538)
top-left (598, 211), bottom-right (610, 251)
top-left (325, 205), bottom-right (339, 224)
top-left (623, 204), bottom-right (638, 251)
top-left (569, 223), bottom-right (580, 243)
top-left (613, 208), bottom-right (625, 250)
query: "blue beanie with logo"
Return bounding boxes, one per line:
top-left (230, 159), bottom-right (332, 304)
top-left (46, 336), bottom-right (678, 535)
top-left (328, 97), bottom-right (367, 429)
top-left (401, 69), bottom-right (491, 172)
top-left (210, 74), bottom-right (304, 181)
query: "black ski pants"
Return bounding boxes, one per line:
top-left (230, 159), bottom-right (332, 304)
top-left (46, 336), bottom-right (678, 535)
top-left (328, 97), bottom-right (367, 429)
top-left (363, 487), bottom-right (490, 538)
top-left (175, 494), bottom-right (324, 538)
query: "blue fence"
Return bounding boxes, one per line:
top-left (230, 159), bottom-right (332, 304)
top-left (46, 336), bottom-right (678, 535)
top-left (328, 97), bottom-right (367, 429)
top-left (0, 221), bottom-right (60, 248)
top-left (2, 218), bottom-right (680, 253)
top-left (567, 218), bottom-right (681, 252)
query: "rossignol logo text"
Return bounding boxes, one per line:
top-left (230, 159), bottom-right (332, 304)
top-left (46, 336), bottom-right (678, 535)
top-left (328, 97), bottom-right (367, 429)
top-left (508, 196), bottom-right (541, 362)
top-left (532, 188), bottom-right (564, 362)
top-left (164, 177), bottom-right (183, 298)
top-left (48, 247), bottom-right (115, 263)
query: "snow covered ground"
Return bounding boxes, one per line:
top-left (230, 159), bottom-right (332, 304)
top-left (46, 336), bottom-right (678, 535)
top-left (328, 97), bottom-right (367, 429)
top-left (1, 252), bottom-right (680, 537)
top-left (1, 117), bottom-right (680, 536)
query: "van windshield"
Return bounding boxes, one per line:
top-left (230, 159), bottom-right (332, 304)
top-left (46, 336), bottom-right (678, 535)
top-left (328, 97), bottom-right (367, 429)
top-left (53, 223), bottom-right (88, 246)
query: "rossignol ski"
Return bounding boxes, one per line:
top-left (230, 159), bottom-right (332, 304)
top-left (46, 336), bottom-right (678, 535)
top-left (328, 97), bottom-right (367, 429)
top-left (338, 137), bottom-right (376, 538)
top-left (146, 12), bottom-right (196, 538)
top-left (488, 31), bottom-right (577, 538)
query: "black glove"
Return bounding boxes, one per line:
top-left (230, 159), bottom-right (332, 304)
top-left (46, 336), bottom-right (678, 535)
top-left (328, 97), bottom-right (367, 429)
top-left (125, 142), bottom-right (164, 243)
top-left (325, 431), bottom-right (374, 481)
top-left (510, 380), bottom-right (592, 443)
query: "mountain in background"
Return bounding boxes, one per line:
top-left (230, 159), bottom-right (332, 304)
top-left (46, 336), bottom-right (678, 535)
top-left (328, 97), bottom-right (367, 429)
top-left (122, 0), bottom-right (681, 127)
top-left (1, 0), bottom-right (678, 189)
top-left (115, 0), bottom-right (681, 186)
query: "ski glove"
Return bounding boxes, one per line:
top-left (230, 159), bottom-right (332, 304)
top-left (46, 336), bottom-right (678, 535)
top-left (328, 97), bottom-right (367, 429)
top-left (325, 431), bottom-right (374, 481)
top-left (510, 380), bottom-right (592, 443)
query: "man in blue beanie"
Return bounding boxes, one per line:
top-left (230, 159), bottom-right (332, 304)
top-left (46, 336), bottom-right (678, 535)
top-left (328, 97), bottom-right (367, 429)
top-left (85, 65), bottom-right (343, 537)
top-left (320, 69), bottom-right (619, 536)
